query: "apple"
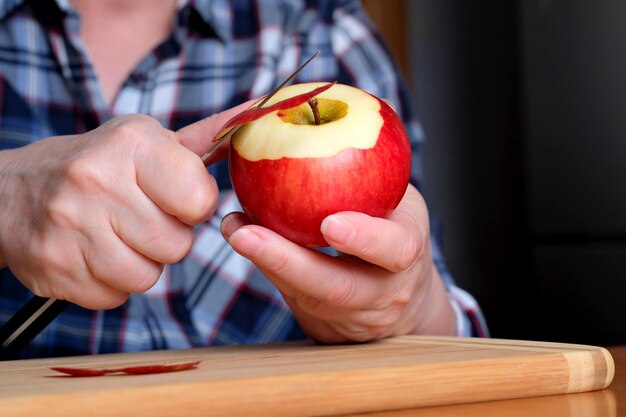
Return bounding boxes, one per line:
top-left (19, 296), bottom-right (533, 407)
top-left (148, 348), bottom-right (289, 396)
top-left (227, 82), bottom-right (412, 247)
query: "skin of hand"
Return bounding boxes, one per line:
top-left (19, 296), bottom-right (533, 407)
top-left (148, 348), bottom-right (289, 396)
top-left (200, 136), bottom-right (457, 342)
top-left (0, 103), bottom-right (250, 310)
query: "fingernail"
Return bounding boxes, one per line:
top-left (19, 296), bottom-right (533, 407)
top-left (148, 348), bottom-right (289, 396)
top-left (228, 228), bottom-right (262, 257)
top-left (321, 215), bottom-right (354, 244)
top-left (220, 215), bottom-right (238, 239)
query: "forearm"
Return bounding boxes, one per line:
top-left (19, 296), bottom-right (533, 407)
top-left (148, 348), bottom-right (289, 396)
top-left (0, 148), bottom-right (17, 269)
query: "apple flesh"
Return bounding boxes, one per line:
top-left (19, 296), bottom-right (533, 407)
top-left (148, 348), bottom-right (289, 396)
top-left (229, 82), bottom-right (412, 247)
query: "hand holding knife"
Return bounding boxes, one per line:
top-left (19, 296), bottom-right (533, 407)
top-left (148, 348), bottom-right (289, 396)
top-left (0, 51), bottom-right (320, 357)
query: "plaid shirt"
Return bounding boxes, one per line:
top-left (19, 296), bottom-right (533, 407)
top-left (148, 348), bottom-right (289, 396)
top-left (0, 0), bottom-right (488, 359)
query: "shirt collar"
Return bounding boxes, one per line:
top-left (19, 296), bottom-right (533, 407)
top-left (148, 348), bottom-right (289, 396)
top-left (0, 0), bottom-right (232, 41)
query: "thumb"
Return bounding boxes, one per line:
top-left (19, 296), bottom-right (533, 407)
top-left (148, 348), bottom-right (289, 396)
top-left (176, 100), bottom-right (256, 158)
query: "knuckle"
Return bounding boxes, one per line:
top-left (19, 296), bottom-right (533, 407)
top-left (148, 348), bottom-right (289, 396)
top-left (28, 280), bottom-right (46, 298)
top-left (64, 155), bottom-right (112, 197)
top-left (393, 228), bottom-right (422, 271)
top-left (373, 288), bottom-right (412, 312)
top-left (29, 268), bottom-right (71, 302)
top-left (103, 114), bottom-right (158, 151)
top-left (126, 263), bottom-right (163, 293)
top-left (183, 180), bottom-right (218, 224)
top-left (381, 304), bottom-right (404, 328)
top-left (45, 197), bottom-right (81, 235)
top-left (112, 114), bottom-right (156, 136)
top-left (28, 276), bottom-right (52, 299)
top-left (296, 292), bottom-right (321, 310)
top-left (325, 272), bottom-right (357, 307)
top-left (394, 285), bottom-right (414, 307)
top-left (165, 228), bottom-right (195, 263)
top-left (33, 236), bottom-right (70, 277)
top-left (359, 235), bottom-right (379, 259)
top-left (98, 251), bottom-right (161, 294)
top-left (270, 245), bottom-right (293, 276)
top-left (141, 223), bottom-right (194, 264)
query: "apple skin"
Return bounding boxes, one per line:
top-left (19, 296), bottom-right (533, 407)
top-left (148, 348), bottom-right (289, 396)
top-left (228, 84), bottom-right (411, 248)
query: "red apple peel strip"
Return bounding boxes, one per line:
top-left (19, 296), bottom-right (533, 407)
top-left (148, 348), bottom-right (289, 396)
top-left (50, 360), bottom-right (201, 377)
top-left (212, 82), bottom-right (336, 142)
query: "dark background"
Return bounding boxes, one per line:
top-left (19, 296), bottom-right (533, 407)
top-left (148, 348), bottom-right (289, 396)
top-left (364, 0), bottom-right (626, 346)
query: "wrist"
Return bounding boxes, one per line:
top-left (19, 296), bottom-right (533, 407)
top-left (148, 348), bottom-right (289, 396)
top-left (410, 264), bottom-right (457, 336)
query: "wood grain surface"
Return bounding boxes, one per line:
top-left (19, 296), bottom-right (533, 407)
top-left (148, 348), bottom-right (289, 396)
top-left (341, 345), bottom-right (626, 417)
top-left (0, 336), bottom-right (614, 417)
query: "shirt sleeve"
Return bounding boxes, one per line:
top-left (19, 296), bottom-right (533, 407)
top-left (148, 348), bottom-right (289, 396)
top-left (322, 0), bottom-right (490, 337)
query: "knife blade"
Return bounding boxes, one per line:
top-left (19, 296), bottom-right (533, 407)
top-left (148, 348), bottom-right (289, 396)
top-left (0, 51), bottom-right (320, 357)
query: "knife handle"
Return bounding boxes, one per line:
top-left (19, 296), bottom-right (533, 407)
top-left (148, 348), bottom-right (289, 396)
top-left (0, 296), bottom-right (69, 358)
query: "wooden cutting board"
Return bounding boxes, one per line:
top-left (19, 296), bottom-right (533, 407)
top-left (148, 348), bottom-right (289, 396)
top-left (0, 336), bottom-right (614, 417)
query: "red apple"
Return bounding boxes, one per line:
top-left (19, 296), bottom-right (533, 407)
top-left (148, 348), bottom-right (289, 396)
top-left (228, 82), bottom-right (412, 247)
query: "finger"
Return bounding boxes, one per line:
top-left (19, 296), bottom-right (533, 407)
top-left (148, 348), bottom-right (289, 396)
top-left (287, 290), bottom-right (402, 330)
top-left (320, 185), bottom-right (427, 272)
top-left (84, 227), bottom-right (164, 295)
top-left (111, 184), bottom-right (195, 264)
top-left (176, 100), bottom-right (256, 157)
top-left (280, 300), bottom-right (350, 344)
top-left (221, 220), bottom-right (383, 309)
top-left (62, 276), bottom-right (130, 311)
top-left (134, 127), bottom-right (219, 226)
top-left (17, 235), bottom-right (131, 310)
top-left (200, 137), bottom-right (231, 165)
top-left (220, 211), bottom-right (252, 238)
top-left (221, 213), bottom-right (301, 299)
top-left (285, 294), bottom-right (395, 342)
top-left (97, 115), bottom-right (218, 226)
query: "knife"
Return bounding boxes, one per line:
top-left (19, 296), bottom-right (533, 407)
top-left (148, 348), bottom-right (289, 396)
top-left (0, 51), bottom-right (320, 357)
top-left (0, 296), bottom-right (69, 357)
top-left (200, 50), bottom-right (319, 163)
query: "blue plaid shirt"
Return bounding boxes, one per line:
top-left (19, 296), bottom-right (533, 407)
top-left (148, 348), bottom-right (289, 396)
top-left (0, 0), bottom-right (488, 359)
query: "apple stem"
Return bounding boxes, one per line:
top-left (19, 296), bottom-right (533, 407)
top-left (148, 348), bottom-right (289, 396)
top-left (308, 98), bottom-right (321, 125)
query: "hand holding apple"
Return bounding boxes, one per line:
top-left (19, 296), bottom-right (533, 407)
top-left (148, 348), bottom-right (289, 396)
top-left (227, 82), bottom-right (412, 247)
top-left (203, 83), bottom-right (456, 342)
top-left (220, 185), bottom-right (457, 343)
